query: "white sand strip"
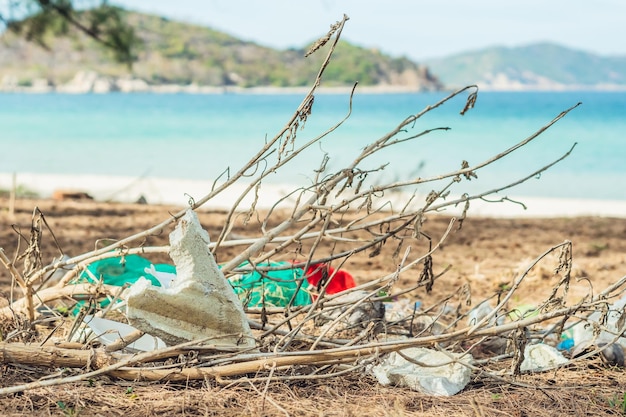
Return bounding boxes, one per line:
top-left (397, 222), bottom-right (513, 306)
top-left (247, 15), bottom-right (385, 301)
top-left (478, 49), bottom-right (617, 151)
top-left (454, 196), bottom-right (626, 218)
top-left (0, 172), bottom-right (301, 210)
top-left (2, 172), bottom-right (625, 218)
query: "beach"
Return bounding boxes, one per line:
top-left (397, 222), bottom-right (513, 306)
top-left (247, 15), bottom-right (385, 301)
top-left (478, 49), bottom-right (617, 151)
top-left (2, 187), bottom-right (625, 309)
top-left (1, 190), bottom-right (626, 415)
top-left (2, 171), bottom-right (626, 218)
top-left (1, 91), bottom-right (626, 415)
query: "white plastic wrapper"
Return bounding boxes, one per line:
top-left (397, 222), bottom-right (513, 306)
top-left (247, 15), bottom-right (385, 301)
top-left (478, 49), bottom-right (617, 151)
top-left (82, 315), bottom-right (166, 352)
top-left (370, 347), bottom-right (473, 396)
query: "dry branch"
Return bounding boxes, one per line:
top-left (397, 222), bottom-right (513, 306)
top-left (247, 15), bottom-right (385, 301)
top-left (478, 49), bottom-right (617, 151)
top-left (0, 283), bottom-right (622, 388)
top-left (1, 16), bottom-right (618, 400)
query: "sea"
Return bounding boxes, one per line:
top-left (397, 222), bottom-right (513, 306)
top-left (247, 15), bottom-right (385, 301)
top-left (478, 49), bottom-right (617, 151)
top-left (1, 90), bottom-right (625, 212)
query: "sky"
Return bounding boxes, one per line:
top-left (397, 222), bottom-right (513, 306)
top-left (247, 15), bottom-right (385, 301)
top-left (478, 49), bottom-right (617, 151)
top-left (109, 0), bottom-right (626, 61)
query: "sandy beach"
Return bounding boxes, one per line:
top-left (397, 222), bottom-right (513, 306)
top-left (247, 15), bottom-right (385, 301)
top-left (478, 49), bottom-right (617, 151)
top-left (2, 170), bottom-right (626, 308)
top-left (3, 171), bottom-right (626, 218)
top-left (2, 189), bottom-right (625, 310)
top-left (1, 191), bottom-right (626, 415)
top-left (1, 6), bottom-right (625, 413)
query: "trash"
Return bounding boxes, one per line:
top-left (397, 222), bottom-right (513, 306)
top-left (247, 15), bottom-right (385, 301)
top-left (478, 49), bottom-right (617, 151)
top-left (520, 343), bottom-right (568, 372)
top-left (229, 262), bottom-right (357, 308)
top-left (464, 301), bottom-right (510, 354)
top-left (383, 299), bottom-right (449, 339)
top-left (317, 290), bottom-right (385, 330)
top-left (42, 254), bottom-right (74, 286)
top-left (304, 263), bottom-right (356, 295)
top-left (74, 252), bottom-right (355, 313)
top-left (596, 342), bottom-right (625, 367)
top-left (79, 255), bottom-right (176, 288)
top-left (229, 262), bottom-right (312, 308)
top-left (71, 254), bottom-right (176, 314)
top-left (557, 337), bottom-right (575, 351)
top-left (143, 264), bottom-right (177, 288)
top-left (467, 301), bottom-right (504, 327)
top-left (570, 294), bottom-right (626, 356)
top-left (370, 347), bottom-right (473, 396)
top-left (82, 315), bottom-right (166, 352)
top-left (384, 299), bottom-right (422, 323)
top-left (125, 210), bottom-right (255, 348)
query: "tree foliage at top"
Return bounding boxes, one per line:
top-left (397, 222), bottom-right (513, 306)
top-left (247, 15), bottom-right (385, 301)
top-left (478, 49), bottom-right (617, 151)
top-left (0, 5), bottom-right (441, 89)
top-left (1, 0), bottom-right (137, 65)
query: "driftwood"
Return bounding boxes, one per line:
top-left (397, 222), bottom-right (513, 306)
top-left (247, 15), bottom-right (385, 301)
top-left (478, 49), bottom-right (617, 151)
top-left (1, 15), bottom-right (624, 397)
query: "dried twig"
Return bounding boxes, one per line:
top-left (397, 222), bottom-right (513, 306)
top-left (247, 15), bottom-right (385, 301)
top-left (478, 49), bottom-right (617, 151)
top-left (0, 16), bottom-right (608, 400)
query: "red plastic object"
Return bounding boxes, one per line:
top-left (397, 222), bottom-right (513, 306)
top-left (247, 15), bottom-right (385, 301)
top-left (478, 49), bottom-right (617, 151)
top-left (304, 263), bottom-right (356, 295)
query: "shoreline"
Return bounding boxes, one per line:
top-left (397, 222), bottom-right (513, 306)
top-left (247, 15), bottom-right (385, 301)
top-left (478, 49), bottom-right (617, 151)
top-left (2, 172), bottom-right (625, 219)
top-left (3, 84), bottom-right (626, 95)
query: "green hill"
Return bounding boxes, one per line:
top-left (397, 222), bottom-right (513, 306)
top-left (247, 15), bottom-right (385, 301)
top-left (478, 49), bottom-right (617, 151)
top-left (0, 10), bottom-right (443, 91)
top-left (424, 42), bottom-right (626, 90)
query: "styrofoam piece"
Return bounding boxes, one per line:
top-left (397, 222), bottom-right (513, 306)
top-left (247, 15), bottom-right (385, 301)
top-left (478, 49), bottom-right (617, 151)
top-left (126, 210), bottom-right (255, 348)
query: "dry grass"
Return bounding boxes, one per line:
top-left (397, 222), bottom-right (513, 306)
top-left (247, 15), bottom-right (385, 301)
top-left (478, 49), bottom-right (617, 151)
top-left (1, 360), bottom-right (624, 416)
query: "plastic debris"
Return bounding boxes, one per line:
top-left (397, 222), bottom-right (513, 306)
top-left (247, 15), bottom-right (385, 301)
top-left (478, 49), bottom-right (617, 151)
top-left (82, 315), bottom-right (166, 352)
top-left (370, 347), bottom-right (473, 396)
top-left (70, 254), bottom-right (176, 315)
top-left (80, 254), bottom-right (176, 288)
top-left (520, 343), bottom-right (568, 372)
top-left (125, 210), bottom-right (255, 348)
top-left (229, 262), bottom-right (312, 307)
top-left (304, 263), bottom-right (356, 295)
top-left (229, 262), bottom-right (356, 308)
top-left (557, 337), bottom-right (575, 351)
top-left (467, 301), bottom-right (504, 327)
top-left (143, 264), bottom-right (177, 288)
top-left (384, 299), bottom-right (422, 323)
top-left (42, 254), bottom-right (74, 286)
top-left (317, 290), bottom-right (385, 330)
top-left (383, 299), bottom-right (449, 340)
top-left (596, 342), bottom-right (625, 367)
top-left (570, 294), bottom-right (626, 356)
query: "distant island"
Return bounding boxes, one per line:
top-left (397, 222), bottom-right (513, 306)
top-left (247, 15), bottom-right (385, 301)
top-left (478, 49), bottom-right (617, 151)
top-left (2, 8), bottom-right (625, 93)
top-left (0, 10), bottom-right (443, 93)
top-left (424, 42), bottom-right (626, 91)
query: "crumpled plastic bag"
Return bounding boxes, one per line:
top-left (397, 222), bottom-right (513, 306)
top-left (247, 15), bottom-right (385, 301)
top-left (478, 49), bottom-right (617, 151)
top-left (80, 315), bottom-right (166, 352)
top-left (316, 290), bottom-right (385, 329)
top-left (229, 261), bottom-right (312, 307)
top-left (520, 343), bottom-right (568, 372)
top-left (71, 254), bottom-right (177, 314)
top-left (78, 255), bottom-right (176, 287)
top-left (467, 301), bottom-right (505, 327)
top-left (369, 347), bottom-right (473, 396)
top-left (570, 294), bottom-right (626, 356)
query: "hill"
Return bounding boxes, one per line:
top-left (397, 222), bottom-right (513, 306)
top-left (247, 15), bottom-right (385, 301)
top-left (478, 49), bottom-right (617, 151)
top-left (0, 10), bottom-right (443, 92)
top-left (424, 42), bottom-right (626, 90)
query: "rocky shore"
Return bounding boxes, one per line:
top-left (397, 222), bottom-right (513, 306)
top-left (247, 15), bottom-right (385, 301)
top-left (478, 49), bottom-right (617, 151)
top-left (1, 71), bottom-right (227, 94)
top-left (4, 70), bottom-right (624, 93)
top-left (0, 70), bottom-right (443, 94)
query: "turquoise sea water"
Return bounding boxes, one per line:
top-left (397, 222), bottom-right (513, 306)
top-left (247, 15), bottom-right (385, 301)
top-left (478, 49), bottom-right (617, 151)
top-left (0, 91), bottom-right (625, 201)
